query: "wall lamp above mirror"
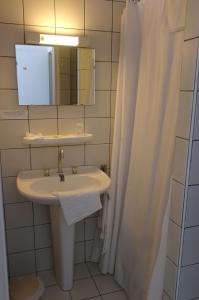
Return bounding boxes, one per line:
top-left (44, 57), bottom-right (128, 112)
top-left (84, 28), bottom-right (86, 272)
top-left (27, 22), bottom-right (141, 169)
top-left (39, 34), bottom-right (79, 47)
top-left (15, 33), bottom-right (95, 106)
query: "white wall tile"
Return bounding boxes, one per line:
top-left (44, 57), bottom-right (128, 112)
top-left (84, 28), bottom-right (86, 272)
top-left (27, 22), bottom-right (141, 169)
top-left (62, 145), bottom-right (84, 167)
top-left (33, 204), bottom-right (50, 225)
top-left (182, 227), bottom-right (199, 266)
top-left (185, 0), bottom-right (199, 40)
top-left (173, 138), bottom-right (189, 184)
top-left (55, 0), bottom-right (84, 29)
top-left (35, 224), bottom-right (52, 249)
top-left (178, 264), bottom-right (199, 300)
top-left (85, 218), bottom-right (97, 240)
top-left (0, 24), bottom-right (24, 57)
top-left (5, 202), bottom-right (33, 229)
top-left (86, 30), bottom-right (111, 62)
top-left (113, 2), bottom-right (125, 32)
top-left (111, 63), bottom-right (118, 90)
top-left (24, 0), bottom-right (55, 27)
top-left (193, 93), bottom-right (199, 139)
top-left (186, 186), bottom-right (199, 227)
top-left (112, 32), bottom-right (120, 62)
top-left (111, 91), bottom-right (116, 118)
top-left (2, 177), bottom-right (26, 204)
top-left (25, 25), bottom-right (55, 42)
top-left (0, 58), bottom-right (17, 89)
top-left (163, 259), bottom-right (177, 299)
top-left (29, 119), bottom-right (58, 136)
top-left (1, 148), bottom-right (30, 177)
top-left (58, 118), bottom-right (84, 135)
top-left (96, 62), bottom-right (111, 90)
top-left (7, 227), bottom-right (34, 254)
top-left (167, 221), bottom-right (181, 265)
top-left (85, 144), bottom-right (109, 167)
top-left (180, 39), bottom-right (199, 91)
top-left (75, 242), bottom-right (85, 264)
top-left (8, 251), bottom-right (36, 277)
top-left (0, 0), bottom-right (23, 24)
top-left (85, 0), bottom-right (112, 31)
top-left (85, 118), bottom-right (110, 144)
top-left (110, 118), bottom-right (114, 143)
top-left (31, 147), bottom-right (58, 170)
top-left (55, 27), bottom-right (84, 37)
top-left (58, 106), bottom-right (84, 119)
top-left (75, 221), bottom-right (84, 242)
top-left (85, 240), bottom-right (94, 261)
top-left (28, 106), bottom-right (57, 119)
top-left (0, 108), bottom-right (28, 120)
top-left (189, 141), bottom-right (199, 185)
top-left (36, 248), bottom-right (53, 271)
top-left (0, 90), bottom-right (19, 110)
top-left (170, 180), bottom-right (184, 226)
top-left (0, 120), bottom-right (28, 149)
top-left (85, 91), bottom-right (110, 118)
top-left (176, 92), bottom-right (193, 139)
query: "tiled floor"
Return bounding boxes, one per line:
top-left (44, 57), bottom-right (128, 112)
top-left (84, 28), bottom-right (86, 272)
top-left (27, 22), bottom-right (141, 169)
top-left (41, 263), bottom-right (129, 300)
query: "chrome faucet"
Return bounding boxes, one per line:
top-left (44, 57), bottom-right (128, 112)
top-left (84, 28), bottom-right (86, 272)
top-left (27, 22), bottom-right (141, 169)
top-left (58, 148), bottom-right (64, 181)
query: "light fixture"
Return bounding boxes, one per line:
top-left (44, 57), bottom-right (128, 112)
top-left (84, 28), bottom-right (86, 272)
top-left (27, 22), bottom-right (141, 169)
top-left (39, 34), bottom-right (79, 46)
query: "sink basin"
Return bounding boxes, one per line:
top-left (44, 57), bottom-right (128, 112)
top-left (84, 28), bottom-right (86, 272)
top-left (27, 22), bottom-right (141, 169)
top-left (17, 166), bottom-right (111, 291)
top-left (17, 166), bottom-right (111, 205)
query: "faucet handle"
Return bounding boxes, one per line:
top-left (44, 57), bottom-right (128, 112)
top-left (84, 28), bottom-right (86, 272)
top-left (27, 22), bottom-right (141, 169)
top-left (72, 167), bottom-right (78, 175)
top-left (43, 168), bottom-right (50, 177)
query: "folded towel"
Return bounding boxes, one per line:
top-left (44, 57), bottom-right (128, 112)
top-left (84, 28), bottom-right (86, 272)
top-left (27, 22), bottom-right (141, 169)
top-left (166, 0), bottom-right (187, 32)
top-left (56, 190), bottom-right (102, 226)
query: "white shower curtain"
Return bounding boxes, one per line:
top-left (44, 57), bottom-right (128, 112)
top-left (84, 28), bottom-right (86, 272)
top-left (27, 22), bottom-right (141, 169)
top-left (100, 0), bottom-right (186, 299)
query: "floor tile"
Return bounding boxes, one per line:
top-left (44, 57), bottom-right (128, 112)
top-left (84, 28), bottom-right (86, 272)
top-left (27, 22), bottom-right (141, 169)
top-left (87, 262), bottom-right (100, 276)
top-left (74, 263), bottom-right (90, 280)
top-left (94, 275), bottom-right (121, 295)
top-left (70, 278), bottom-right (99, 300)
top-left (42, 285), bottom-right (71, 300)
top-left (102, 290), bottom-right (128, 300)
top-left (38, 270), bottom-right (56, 287)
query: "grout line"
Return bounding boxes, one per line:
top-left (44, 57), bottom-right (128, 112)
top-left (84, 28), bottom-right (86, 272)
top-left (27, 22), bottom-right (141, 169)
top-left (8, 246), bottom-right (52, 256)
top-left (6, 222), bottom-right (51, 231)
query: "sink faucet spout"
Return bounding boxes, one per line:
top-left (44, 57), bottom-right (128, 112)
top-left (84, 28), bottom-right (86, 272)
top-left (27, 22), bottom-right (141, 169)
top-left (58, 148), bottom-right (64, 174)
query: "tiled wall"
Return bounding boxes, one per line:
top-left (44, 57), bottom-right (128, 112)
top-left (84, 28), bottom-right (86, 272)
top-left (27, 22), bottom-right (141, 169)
top-left (0, 0), bottom-right (125, 281)
top-left (163, 1), bottom-right (199, 299)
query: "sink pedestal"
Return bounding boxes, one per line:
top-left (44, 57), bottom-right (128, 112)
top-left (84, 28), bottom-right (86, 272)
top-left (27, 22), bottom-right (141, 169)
top-left (50, 206), bottom-right (75, 290)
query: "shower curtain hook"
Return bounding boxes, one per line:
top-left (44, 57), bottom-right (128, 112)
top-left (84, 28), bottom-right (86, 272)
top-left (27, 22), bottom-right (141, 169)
top-left (131, 0), bottom-right (140, 4)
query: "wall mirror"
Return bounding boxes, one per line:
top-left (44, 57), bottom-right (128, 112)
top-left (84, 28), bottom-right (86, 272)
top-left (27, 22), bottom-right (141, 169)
top-left (15, 45), bottom-right (95, 106)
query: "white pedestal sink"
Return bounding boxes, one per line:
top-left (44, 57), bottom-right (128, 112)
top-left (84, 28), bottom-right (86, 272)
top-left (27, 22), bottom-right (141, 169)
top-left (17, 166), bottom-right (111, 290)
